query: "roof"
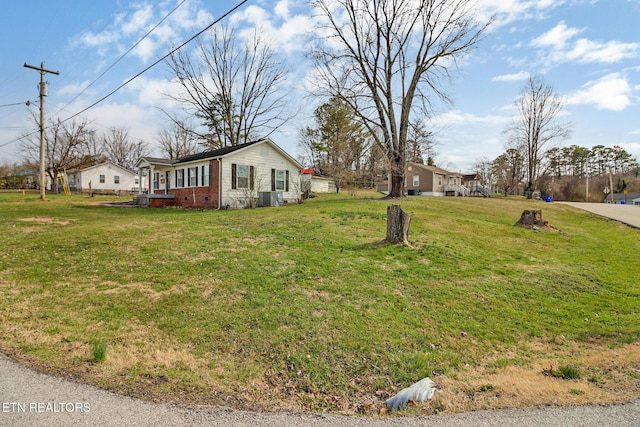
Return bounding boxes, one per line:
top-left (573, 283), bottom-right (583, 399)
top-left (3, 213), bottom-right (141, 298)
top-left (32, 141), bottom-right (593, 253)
top-left (462, 173), bottom-right (481, 180)
top-left (174, 139), bottom-right (263, 164)
top-left (408, 162), bottom-right (462, 176)
top-left (137, 138), bottom-right (302, 169)
top-left (613, 193), bottom-right (640, 202)
top-left (77, 161), bottom-right (136, 175)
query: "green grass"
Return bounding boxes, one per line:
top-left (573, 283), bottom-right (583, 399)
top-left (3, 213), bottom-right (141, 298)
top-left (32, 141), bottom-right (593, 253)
top-left (0, 190), bottom-right (638, 413)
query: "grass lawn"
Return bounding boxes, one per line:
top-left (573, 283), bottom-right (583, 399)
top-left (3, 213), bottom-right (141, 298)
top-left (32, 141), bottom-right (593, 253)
top-left (0, 190), bottom-right (638, 415)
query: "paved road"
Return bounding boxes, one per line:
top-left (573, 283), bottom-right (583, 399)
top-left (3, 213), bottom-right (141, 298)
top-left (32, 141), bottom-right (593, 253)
top-left (558, 202), bottom-right (640, 229)
top-left (1, 353), bottom-right (639, 427)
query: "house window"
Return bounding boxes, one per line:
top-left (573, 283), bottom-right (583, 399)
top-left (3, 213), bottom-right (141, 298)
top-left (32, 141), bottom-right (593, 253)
top-left (188, 167), bottom-right (198, 187)
top-left (438, 176), bottom-right (442, 186)
top-left (237, 165), bottom-right (250, 189)
top-left (276, 170), bottom-right (286, 191)
top-left (232, 164), bottom-right (255, 190)
top-left (135, 178), bottom-right (139, 185)
top-left (99, 174), bottom-right (105, 184)
top-left (413, 175), bottom-right (419, 186)
top-left (154, 173), bottom-right (159, 190)
top-left (202, 165), bottom-right (210, 186)
top-left (270, 169), bottom-right (289, 191)
top-left (176, 169), bottom-right (184, 187)
top-left (114, 175), bottom-right (120, 184)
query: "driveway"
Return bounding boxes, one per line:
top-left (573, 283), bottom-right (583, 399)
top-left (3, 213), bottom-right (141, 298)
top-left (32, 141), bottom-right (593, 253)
top-left (557, 202), bottom-right (640, 229)
top-left (1, 353), bottom-right (639, 427)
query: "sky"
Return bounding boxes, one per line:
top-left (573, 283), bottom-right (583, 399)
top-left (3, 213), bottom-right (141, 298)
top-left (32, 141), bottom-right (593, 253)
top-left (1, 0), bottom-right (639, 173)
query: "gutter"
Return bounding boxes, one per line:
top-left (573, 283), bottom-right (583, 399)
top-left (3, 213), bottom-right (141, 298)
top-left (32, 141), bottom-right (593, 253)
top-left (217, 158), bottom-right (222, 210)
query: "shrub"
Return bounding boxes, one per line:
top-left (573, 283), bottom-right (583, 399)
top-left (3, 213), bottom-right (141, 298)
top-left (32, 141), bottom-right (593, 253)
top-left (92, 341), bottom-right (107, 363)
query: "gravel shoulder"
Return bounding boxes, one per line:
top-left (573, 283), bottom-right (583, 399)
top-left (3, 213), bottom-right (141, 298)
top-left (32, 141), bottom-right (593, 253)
top-left (2, 352), bottom-right (639, 427)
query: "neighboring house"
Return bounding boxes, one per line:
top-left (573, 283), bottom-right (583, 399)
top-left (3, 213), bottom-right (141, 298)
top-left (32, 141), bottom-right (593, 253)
top-left (67, 161), bottom-right (142, 194)
top-left (462, 173), bottom-right (492, 197)
top-left (612, 193), bottom-right (640, 204)
top-left (135, 138), bottom-right (303, 209)
top-left (377, 162), bottom-right (467, 196)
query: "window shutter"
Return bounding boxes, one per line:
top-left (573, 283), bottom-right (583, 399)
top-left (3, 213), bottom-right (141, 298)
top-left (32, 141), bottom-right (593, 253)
top-left (271, 168), bottom-right (276, 191)
top-left (231, 164), bottom-right (237, 189)
top-left (209, 164), bottom-right (212, 186)
top-left (175, 170), bottom-right (178, 187)
top-left (187, 168), bottom-right (191, 187)
top-left (250, 166), bottom-right (255, 190)
top-left (286, 170), bottom-right (289, 192)
top-left (195, 167), bottom-right (199, 186)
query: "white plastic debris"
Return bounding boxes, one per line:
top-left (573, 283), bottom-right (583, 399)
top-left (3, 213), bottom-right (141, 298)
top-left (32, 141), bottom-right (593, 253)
top-left (385, 377), bottom-right (436, 411)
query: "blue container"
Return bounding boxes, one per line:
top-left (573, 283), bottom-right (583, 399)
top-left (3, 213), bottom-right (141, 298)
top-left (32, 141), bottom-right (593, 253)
top-left (544, 196), bottom-right (553, 203)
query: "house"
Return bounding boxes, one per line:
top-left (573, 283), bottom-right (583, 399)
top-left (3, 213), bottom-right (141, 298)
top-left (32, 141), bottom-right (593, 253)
top-left (377, 162), bottom-right (467, 196)
top-left (67, 161), bottom-right (143, 195)
top-left (135, 138), bottom-right (302, 209)
top-left (612, 193), bottom-right (640, 205)
top-left (462, 173), bottom-right (491, 197)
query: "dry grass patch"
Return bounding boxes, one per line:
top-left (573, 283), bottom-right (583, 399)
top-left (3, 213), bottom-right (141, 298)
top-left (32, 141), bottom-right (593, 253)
top-left (413, 341), bottom-right (640, 415)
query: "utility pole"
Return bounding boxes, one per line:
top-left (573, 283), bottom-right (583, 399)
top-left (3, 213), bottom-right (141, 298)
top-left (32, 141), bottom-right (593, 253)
top-left (24, 62), bottom-right (59, 200)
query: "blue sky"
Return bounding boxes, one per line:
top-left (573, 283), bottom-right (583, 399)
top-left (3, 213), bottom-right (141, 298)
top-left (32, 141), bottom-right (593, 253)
top-left (1, 0), bottom-right (639, 173)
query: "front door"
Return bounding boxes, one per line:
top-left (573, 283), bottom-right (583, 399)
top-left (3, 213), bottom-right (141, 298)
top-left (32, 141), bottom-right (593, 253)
top-left (165, 171), bottom-right (171, 195)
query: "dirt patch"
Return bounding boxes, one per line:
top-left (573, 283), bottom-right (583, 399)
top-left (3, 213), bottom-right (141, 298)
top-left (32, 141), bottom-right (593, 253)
top-left (18, 216), bottom-right (72, 226)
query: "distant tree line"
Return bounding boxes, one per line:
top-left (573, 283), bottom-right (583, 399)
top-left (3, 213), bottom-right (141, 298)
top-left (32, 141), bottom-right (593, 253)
top-left (472, 75), bottom-right (639, 201)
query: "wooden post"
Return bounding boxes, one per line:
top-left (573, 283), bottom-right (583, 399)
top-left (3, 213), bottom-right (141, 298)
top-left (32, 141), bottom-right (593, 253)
top-left (386, 204), bottom-right (411, 244)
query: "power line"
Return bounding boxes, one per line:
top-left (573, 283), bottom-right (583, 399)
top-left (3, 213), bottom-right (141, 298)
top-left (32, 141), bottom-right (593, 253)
top-left (53, 0), bottom-right (189, 117)
top-left (60, 0), bottom-right (249, 125)
top-left (0, 1), bottom-right (249, 154)
top-left (0, 101), bottom-right (31, 108)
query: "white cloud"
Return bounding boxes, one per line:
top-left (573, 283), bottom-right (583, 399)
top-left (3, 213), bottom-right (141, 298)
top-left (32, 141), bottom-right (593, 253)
top-left (72, 1), bottom-right (215, 62)
top-left (274, 0), bottom-right (290, 18)
top-left (567, 73), bottom-right (633, 111)
top-left (431, 110), bottom-right (512, 126)
top-left (492, 71), bottom-right (529, 82)
top-left (476, 0), bottom-right (565, 27)
top-left (530, 21), bottom-right (639, 65)
top-left (568, 39), bottom-right (640, 63)
top-left (230, 3), bottom-right (313, 54)
top-left (530, 21), bottom-right (583, 49)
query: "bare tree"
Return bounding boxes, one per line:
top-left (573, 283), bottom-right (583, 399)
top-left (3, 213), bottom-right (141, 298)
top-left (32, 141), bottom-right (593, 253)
top-left (505, 75), bottom-right (571, 198)
top-left (166, 24), bottom-right (290, 148)
top-left (21, 117), bottom-right (94, 192)
top-left (156, 119), bottom-right (199, 159)
top-left (310, 0), bottom-right (490, 197)
top-left (102, 127), bottom-right (148, 170)
top-left (493, 148), bottom-right (524, 196)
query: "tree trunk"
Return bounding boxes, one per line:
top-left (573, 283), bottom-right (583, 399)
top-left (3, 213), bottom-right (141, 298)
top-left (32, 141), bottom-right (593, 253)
top-left (386, 204), bottom-right (410, 244)
top-left (515, 209), bottom-right (547, 228)
top-left (388, 172), bottom-right (404, 198)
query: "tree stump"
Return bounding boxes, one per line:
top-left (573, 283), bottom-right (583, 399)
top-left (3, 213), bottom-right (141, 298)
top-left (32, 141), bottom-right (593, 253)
top-left (386, 204), bottom-right (411, 244)
top-left (515, 209), bottom-right (548, 228)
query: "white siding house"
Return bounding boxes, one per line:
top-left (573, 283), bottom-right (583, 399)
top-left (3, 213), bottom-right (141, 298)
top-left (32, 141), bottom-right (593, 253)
top-left (136, 138), bottom-right (303, 209)
top-left (68, 161), bottom-right (142, 194)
